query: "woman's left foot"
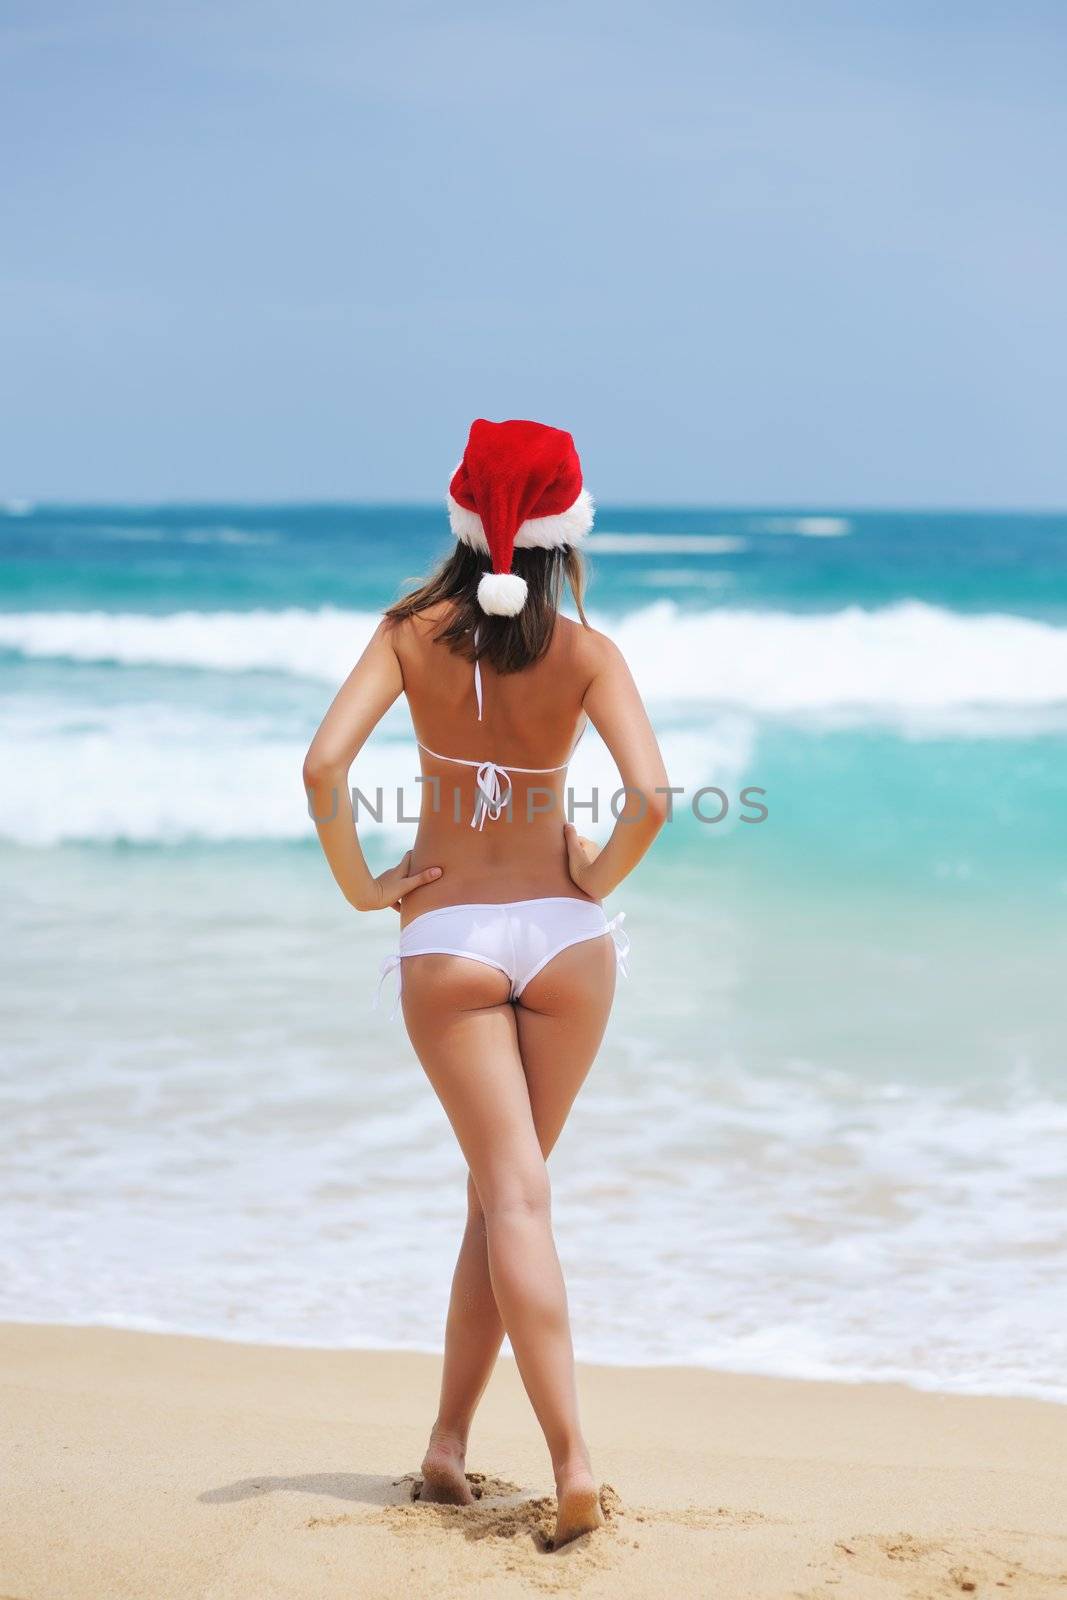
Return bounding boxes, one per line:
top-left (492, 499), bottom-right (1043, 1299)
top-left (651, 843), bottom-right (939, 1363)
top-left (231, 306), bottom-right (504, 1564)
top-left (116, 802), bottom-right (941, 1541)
top-left (552, 1461), bottom-right (604, 1548)
top-left (419, 1425), bottom-right (474, 1505)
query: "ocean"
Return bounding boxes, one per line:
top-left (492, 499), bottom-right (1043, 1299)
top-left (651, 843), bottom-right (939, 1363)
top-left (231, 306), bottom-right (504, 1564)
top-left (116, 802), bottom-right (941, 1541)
top-left (2, 502), bottom-right (1065, 1401)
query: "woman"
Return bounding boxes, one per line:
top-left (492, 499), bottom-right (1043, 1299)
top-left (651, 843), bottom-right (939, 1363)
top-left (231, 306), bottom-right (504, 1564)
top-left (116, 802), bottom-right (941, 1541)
top-left (303, 419), bottom-right (668, 1548)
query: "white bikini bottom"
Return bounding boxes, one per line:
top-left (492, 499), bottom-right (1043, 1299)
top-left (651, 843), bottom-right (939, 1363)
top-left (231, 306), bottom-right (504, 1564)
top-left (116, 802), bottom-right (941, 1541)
top-left (374, 896), bottom-right (629, 1019)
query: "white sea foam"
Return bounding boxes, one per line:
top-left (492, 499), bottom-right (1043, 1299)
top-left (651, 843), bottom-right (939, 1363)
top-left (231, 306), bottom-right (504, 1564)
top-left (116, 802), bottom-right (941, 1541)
top-left (757, 515), bottom-right (852, 536)
top-left (609, 600), bottom-right (1067, 714)
top-left (3, 601), bottom-right (1066, 716)
top-left (0, 700), bottom-right (745, 845)
top-left (587, 533), bottom-right (747, 553)
top-left (1, 848), bottom-right (1064, 1399)
top-left (637, 568), bottom-right (734, 591)
top-left (0, 606), bottom-right (360, 678)
top-left (73, 524), bottom-right (167, 542)
top-left (178, 526), bottom-right (280, 546)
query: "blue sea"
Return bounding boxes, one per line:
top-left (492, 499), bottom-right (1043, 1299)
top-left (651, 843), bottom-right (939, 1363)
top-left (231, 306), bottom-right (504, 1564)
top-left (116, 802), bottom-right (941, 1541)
top-left (2, 502), bottom-right (1066, 1400)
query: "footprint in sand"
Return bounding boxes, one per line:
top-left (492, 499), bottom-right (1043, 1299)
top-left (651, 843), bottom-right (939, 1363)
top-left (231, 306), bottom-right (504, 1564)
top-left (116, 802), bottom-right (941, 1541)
top-left (383, 1477), bottom-right (628, 1558)
top-left (400, 1468), bottom-right (526, 1503)
top-left (830, 1530), bottom-right (1067, 1596)
top-left (631, 1501), bottom-right (773, 1532)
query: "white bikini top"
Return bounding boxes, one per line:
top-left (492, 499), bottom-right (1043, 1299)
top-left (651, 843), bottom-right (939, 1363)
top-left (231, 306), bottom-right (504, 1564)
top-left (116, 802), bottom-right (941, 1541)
top-left (416, 637), bottom-right (586, 831)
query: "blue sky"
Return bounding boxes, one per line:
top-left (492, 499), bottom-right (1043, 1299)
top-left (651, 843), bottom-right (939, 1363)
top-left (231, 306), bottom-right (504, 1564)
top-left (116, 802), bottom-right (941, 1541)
top-left (2, 1), bottom-right (1065, 505)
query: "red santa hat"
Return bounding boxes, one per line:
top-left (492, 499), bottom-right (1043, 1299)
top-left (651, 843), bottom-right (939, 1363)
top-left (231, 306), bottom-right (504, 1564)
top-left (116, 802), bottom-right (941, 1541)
top-left (447, 418), bottom-right (595, 615)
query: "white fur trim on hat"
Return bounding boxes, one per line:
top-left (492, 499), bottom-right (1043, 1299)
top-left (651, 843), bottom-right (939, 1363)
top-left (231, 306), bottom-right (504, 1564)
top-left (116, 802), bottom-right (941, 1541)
top-left (447, 487), bottom-right (595, 554)
top-left (477, 571), bottom-right (529, 615)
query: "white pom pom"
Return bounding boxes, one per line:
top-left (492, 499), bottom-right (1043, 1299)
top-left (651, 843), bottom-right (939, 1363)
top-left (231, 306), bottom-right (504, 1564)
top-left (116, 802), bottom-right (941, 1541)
top-left (477, 571), bottom-right (528, 616)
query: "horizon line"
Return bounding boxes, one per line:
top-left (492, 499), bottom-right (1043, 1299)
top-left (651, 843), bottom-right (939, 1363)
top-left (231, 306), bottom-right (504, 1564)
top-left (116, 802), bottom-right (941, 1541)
top-left (4, 497), bottom-right (1067, 519)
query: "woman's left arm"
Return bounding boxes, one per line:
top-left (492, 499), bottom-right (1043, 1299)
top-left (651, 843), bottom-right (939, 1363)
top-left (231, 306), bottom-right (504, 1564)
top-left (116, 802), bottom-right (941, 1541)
top-left (302, 620), bottom-right (442, 911)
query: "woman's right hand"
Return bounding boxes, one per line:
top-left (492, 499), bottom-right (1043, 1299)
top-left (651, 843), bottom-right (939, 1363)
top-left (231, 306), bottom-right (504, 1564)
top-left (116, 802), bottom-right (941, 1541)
top-left (564, 822), bottom-right (602, 897)
top-left (355, 851), bottom-right (442, 911)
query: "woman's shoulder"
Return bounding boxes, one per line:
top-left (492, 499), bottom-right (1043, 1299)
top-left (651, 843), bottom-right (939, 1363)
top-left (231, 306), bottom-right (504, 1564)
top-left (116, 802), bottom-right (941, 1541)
top-left (558, 615), bottom-right (624, 670)
top-left (381, 602), bottom-right (450, 648)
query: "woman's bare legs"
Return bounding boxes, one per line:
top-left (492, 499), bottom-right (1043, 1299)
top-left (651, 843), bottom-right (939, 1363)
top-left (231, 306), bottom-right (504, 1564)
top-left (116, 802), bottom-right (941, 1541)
top-left (401, 937), bottom-right (616, 1546)
top-left (424, 938), bottom-right (617, 1482)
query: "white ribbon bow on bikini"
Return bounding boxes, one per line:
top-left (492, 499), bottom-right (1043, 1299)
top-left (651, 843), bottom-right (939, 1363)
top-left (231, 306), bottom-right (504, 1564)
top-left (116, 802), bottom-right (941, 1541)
top-left (373, 953), bottom-right (403, 1020)
top-left (472, 761), bottom-right (513, 830)
top-left (605, 910), bottom-right (631, 979)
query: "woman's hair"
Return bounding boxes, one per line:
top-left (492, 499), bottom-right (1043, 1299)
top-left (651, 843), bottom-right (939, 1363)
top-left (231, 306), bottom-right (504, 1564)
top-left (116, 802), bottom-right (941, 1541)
top-left (383, 542), bottom-right (589, 674)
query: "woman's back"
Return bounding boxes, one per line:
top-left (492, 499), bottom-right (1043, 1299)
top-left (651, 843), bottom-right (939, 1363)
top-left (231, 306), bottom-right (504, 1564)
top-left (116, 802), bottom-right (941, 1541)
top-left (391, 604), bottom-right (597, 919)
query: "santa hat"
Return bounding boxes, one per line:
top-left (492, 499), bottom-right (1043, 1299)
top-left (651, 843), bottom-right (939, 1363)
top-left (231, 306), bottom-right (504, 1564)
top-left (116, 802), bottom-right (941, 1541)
top-left (447, 418), bottom-right (595, 615)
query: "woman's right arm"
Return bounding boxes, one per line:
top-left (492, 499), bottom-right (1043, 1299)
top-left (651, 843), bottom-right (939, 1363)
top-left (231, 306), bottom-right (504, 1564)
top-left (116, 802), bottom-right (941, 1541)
top-left (564, 633), bottom-right (670, 899)
top-left (303, 619), bottom-right (442, 911)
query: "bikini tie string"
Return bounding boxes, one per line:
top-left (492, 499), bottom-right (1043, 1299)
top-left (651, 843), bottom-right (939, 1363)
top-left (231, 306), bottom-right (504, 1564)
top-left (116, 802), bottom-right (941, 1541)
top-left (605, 910), bottom-right (631, 979)
top-left (373, 953), bottom-right (403, 1020)
top-left (472, 760), bottom-right (513, 830)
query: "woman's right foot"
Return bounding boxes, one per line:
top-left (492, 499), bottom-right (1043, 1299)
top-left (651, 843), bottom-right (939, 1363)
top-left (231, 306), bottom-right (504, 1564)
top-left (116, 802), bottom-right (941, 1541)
top-left (419, 1424), bottom-right (475, 1505)
top-left (552, 1459), bottom-right (604, 1548)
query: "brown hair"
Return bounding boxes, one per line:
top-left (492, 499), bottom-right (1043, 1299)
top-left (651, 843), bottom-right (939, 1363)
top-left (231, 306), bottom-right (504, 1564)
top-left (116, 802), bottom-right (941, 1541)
top-left (383, 542), bottom-right (590, 674)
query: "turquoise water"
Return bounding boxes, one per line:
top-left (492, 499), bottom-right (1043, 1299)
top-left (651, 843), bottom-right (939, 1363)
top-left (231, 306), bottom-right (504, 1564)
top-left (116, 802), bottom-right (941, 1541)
top-left (5, 503), bottom-right (1067, 616)
top-left (2, 503), bottom-right (1065, 1396)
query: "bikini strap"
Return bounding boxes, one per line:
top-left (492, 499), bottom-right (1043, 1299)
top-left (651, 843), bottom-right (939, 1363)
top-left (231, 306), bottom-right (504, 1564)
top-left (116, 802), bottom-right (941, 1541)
top-left (414, 623), bottom-right (585, 828)
top-left (472, 624), bottom-right (582, 751)
top-left (473, 625), bottom-right (483, 721)
top-left (415, 742), bottom-right (570, 777)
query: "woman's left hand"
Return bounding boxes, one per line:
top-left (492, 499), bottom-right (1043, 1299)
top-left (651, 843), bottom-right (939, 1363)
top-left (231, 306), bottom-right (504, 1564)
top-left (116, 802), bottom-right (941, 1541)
top-left (564, 823), bottom-right (602, 895)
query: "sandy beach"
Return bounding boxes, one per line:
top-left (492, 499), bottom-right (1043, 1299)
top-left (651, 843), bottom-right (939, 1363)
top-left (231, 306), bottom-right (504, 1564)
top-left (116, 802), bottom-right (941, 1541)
top-left (1, 1324), bottom-right (1064, 1599)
